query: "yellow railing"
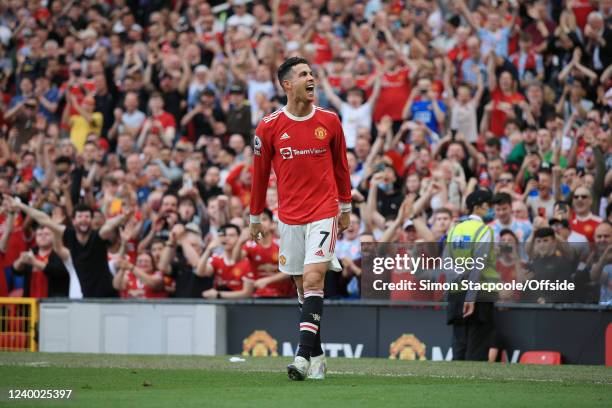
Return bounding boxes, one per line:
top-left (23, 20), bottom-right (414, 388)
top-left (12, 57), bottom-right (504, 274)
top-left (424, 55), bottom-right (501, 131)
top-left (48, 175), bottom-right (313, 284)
top-left (0, 297), bottom-right (38, 352)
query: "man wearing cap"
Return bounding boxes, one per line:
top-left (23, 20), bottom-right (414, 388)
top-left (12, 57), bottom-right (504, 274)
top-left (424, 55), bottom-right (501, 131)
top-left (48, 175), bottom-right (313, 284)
top-left (445, 189), bottom-right (499, 361)
top-left (526, 227), bottom-right (575, 303)
top-left (225, 83), bottom-right (251, 138)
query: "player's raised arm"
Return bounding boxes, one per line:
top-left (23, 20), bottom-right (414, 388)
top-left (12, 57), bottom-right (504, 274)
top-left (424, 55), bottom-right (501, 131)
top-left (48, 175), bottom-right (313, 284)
top-left (249, 123), bottom-right (273, 240)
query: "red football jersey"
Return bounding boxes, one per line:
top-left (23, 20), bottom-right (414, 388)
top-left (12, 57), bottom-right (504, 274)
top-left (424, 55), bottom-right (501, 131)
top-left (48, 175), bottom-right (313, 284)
top-left (122, 270), bottom-right (168, 299)
top-left (251, 106), bottom-right (352, 225)
top-left (0, 214), bottom-right (27, 270)
top-left (570, 213), bottom-right (601, 243)
top-left (242, 239), bottom-right (294, 298)
top-left (226, 163), bottom-right (252, 206)
top-left (0, 252), bottom-right (7, 297)
top-left (312, 33), bottom-right (333, 65)
top-left (373, 66), bottom-right (411, 122)
top-left (153, 111), bottom-right (176, 129)
top-left (490, 87), bottom-right (525, 137)
top-left (30, 252), bottom-right (50, 299)
top-left (209, 254), bottom-right (251, 291)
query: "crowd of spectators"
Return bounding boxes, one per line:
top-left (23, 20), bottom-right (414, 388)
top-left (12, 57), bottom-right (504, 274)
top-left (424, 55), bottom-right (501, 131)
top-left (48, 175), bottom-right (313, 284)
top-left (0, 0), bottom-right (610, 304)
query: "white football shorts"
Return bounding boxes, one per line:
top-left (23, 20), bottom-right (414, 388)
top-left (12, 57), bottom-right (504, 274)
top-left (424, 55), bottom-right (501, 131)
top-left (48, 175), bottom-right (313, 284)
top-left (277, 216), bottom-right (342, 275)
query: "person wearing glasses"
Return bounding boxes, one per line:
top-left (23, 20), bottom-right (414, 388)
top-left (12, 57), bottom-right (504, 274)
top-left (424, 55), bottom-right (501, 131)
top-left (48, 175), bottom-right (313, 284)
top-left (494, 171), bottom-right (515, 194)
top-left (570, 187), bottom-right (602, 243)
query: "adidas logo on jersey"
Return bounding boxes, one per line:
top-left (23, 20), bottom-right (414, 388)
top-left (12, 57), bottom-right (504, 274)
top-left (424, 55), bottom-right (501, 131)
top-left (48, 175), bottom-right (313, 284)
top-left (314, 249), bottom-right (325, 257)
top-left (280, 133), bottom-right (290, 140)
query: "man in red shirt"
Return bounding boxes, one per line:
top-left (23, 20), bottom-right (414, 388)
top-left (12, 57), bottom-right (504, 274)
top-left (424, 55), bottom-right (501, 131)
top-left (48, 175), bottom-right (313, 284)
top-left (570, 187), bottom-right (602, 243)
top-left (373, 50), bottom-right (413, 123)
top-left (197, 224), bottom-right (253, 299)
top-left (12, 226), bottom-right (55, 298)
top-left (487, 53), bottom-right (525, 137)
top-left (234, 208), bottom-right (293, 298)
top-left (141, 93), bottom-right (176, 147)
top-left (249, 57), bottom-right (352, 381)
top-left (225, 162), bottom-right (252, 207)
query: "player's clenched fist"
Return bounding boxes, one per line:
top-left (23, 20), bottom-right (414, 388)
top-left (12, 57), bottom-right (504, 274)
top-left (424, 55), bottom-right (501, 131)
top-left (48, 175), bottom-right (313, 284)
top-left (249, 222), bottom-right (264, 241)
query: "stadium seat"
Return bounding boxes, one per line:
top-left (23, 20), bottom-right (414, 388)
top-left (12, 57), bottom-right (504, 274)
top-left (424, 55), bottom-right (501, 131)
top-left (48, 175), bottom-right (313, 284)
top-left (519, 351), bottom-right (561, 365)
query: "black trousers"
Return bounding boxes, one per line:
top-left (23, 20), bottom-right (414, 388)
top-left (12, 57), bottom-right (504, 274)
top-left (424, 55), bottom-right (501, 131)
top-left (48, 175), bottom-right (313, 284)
top-left (447, 292), bottom-right (494, 361)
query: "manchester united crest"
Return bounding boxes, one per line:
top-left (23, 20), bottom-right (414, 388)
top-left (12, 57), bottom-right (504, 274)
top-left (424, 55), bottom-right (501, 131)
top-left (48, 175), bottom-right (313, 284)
top-left (314, 127), bottom-right (327, 140)
top-left (242, 330), bottom-right (279, 357)
top-left (389, 333), bottom-right (427, 360)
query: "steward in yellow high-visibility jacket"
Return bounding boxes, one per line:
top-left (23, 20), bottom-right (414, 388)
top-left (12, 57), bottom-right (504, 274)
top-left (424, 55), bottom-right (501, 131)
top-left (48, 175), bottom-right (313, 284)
top-left (444, 189), bottom-right (499, 361)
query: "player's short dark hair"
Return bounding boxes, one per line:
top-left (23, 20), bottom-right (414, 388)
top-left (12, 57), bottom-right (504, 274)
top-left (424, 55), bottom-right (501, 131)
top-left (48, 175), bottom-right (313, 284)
top-left (73, 203), bottom-right (93, 216)
top-left (492, 192), bottom-right (512, 206)
top-left (219, 223), bottom-right (240, 236)
top-left (277, 57), bottom-right (309, 89)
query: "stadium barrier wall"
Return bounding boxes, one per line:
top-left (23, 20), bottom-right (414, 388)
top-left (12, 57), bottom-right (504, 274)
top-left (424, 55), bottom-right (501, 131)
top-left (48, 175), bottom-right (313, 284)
top-left (38, 301), bottom-right (226, 355)
top-left (37, 299), bottom-right (612, 365)
top-left (227, 301), bottom-right (612, 364)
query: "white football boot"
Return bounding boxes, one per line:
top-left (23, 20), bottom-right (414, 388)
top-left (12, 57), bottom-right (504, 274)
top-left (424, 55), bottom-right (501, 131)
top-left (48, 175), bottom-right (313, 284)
top-left (307, 354), bottom-right (327, 380)
top-left (287, 356), bottom-right (310, 381)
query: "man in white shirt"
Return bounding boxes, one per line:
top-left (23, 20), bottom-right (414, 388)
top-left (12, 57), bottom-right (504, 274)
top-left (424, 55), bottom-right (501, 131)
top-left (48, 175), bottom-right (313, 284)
top-left (226, 0), bottom-right (256, 28)
top-left (319, 69), bottom-right (382, 149)
top-left (120, 91), bottom-right (145, 137)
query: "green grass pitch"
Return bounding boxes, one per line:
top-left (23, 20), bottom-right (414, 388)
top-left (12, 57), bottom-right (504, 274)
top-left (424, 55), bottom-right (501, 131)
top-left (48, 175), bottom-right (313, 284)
top-left (0, 353), bottom-right (610, 407)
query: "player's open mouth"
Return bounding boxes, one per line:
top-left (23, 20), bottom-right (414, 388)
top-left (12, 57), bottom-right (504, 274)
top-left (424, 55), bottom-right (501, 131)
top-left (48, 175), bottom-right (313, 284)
top-left (306, 84), bottom-right (315, 95)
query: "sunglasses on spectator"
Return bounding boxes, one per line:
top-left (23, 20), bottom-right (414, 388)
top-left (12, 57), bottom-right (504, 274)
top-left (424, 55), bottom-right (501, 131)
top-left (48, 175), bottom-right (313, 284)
top-left (498, 178), bottom-right (513, 183)
top-left (574, 195), bottom-right (590, 199)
